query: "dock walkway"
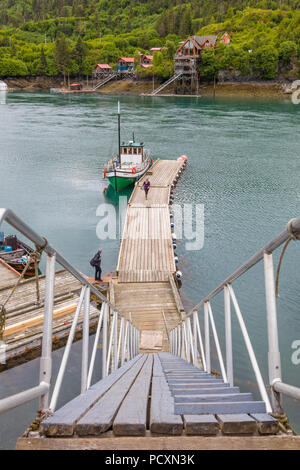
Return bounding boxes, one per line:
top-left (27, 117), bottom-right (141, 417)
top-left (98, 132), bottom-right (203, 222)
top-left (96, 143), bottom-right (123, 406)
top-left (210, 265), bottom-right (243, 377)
top-left (114, 159), bottom-right (185, 351)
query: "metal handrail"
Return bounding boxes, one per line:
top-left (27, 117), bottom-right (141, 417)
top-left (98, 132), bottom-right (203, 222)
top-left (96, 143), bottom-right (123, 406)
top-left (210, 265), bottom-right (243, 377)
top-left (0, 208), bottom-right (120, 314)
top-left (187, 217), bottom-right (300, 316)
top-left (170, 217), bottom-right (300, 415)
top-left (0, 208), bottom-right (140, 415)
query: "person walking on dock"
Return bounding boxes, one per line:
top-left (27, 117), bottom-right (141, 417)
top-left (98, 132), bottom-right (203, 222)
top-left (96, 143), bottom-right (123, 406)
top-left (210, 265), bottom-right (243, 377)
top-left (90, 249), bottom-right (103, 281)
top-left (143, 178), bottom-right (150, 200)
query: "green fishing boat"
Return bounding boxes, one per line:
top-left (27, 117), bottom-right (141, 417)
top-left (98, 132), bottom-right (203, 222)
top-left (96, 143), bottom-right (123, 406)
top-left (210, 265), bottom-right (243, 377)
top-left (103, 102), bottom-right (152, 191)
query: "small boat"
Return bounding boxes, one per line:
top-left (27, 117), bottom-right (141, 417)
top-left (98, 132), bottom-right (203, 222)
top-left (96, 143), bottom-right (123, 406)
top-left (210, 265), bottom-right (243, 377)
top-left (103, 102), bottom-right (152, 191)
top-left (0, 234), bottom-right (40, 277)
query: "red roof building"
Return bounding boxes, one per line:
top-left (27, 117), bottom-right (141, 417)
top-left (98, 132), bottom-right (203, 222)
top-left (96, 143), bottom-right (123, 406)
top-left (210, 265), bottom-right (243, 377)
top-left (140, 54), bottom-right (153, 68)
top-left (220, 32), bottom-right (231, 45)
top-left (117, 57), bottom-right (135, 72)
top-left (96, 64), bottom-right (113, 72)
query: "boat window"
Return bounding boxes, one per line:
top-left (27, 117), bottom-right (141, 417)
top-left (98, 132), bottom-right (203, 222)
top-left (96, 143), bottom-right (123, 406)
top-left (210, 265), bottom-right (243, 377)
top-left (124, 148), bottom-right (127, 154)
top-left (133, 148), bottom-right (137, 154)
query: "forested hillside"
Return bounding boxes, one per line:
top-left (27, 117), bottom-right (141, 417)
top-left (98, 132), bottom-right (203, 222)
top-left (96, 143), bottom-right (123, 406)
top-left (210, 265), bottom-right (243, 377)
top-left (0, 0), bottom-right (300, 81)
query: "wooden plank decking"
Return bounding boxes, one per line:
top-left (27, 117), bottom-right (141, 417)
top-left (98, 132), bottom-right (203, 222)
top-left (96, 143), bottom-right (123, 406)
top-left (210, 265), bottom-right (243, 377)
top-left (0, 269), bottom-right (105, 370)
top-left (114, 159), bottom-right (185, 352)
top-left (29, 353), bottom-right (300, 450)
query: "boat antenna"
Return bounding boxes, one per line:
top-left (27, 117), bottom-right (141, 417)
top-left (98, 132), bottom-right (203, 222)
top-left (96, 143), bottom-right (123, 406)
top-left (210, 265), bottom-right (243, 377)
top-left (132, 131), bottom-right (135, 142)
top-left (118, 101), bottom-right (121, 162)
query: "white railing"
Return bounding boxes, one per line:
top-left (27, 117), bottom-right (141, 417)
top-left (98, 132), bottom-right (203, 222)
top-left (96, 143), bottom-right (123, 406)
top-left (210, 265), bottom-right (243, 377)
top-left (170, 217), bottom-right (300, 415)
top-left (0, 208), bottom-right (140, 415)
top-left (104, 155), bottom-right (151, 174)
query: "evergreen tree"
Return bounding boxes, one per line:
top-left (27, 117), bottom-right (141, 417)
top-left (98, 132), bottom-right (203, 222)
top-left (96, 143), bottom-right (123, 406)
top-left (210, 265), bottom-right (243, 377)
top-left (179, 6), bottom-right (193, 37)
top-left (40, 46), bottom-right (47, 74)
top-left (73, 35), bottom-right (86, 76)
top-left (55, 34), bottom-right (71, 84)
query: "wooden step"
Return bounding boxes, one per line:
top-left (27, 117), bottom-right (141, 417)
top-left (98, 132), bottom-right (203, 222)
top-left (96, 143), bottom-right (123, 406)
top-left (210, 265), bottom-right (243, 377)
top-left (172, 387), bottom-right (240, 395)
top-left (217, 414), bottom-right (258, 434)
top-left (113, 355), bottom-right (153, 436)
top-left (175, 401), bottom-right (266, 415)
top-left (75, 355), bottom-right (149, 436)
top-left (40, 355), bottom-right (143, 437)
top-left (169, 382), bottom-right (229, 389)
top-left (174, 393), bottom-right (253, 403)
top-left (183, 415), bottom-right (220, 436)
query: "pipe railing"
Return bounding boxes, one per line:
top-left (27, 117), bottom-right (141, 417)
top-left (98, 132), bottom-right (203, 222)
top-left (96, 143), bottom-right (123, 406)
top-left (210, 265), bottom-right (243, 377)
top-left (170, 217), bottom-right (300, 415)
top-left (0, 208), bottom-right (140, 416)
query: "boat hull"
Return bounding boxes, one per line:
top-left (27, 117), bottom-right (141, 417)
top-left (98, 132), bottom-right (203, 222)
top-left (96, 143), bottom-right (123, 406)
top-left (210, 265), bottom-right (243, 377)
top-left (105, 163), bottom-right (151, 191)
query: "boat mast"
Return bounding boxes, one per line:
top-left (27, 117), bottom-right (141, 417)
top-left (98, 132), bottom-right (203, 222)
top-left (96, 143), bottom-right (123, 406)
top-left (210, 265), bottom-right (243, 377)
top-left (118, 101), bottom-right (121, 162)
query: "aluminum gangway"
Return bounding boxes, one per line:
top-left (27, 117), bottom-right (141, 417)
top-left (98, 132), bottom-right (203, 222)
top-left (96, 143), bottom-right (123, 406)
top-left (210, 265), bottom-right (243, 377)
top-left (150, 72), bottom-right (183, 96)
top-left (1, 210), bottom-right (300, 449)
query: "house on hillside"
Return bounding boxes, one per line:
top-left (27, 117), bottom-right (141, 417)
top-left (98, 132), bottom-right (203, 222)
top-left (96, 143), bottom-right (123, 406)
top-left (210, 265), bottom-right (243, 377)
top-left (140, 54), bottom-right (153, 68)
top-left (150, 47), bottom-right (163, 54)
top-left (220, 32), bottom-right (231, 45)
top-left (116, 57), bottom-right (135, 73)
top-left (174, 35), bottom-right (217, 75)
top-left (95, 64), bottom-right (113, 73)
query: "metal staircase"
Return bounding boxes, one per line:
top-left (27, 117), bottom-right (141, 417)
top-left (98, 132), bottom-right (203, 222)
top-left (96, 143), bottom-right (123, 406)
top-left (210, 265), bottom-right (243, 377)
top-left (92, 73), bottom-right (117, 91)
top-left (159, 353), bottom-right (275, 427)
top-left (150, 72), bottom-right (183, 96)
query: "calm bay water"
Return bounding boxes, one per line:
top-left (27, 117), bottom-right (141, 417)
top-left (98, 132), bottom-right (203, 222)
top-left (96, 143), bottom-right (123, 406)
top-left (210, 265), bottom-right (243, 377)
top-left (0, 91), bottom-right (300, 448)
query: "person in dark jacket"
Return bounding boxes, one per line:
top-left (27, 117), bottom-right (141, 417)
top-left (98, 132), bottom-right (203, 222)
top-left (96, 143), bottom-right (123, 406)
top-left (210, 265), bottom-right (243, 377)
top-left (91, 249), bottom-right (103, 281)
top-left (143, 178), bottom-right (150, 200)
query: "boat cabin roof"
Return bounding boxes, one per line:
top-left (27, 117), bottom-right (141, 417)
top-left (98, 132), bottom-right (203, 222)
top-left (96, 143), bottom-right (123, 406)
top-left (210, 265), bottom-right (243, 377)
top-left (121, 141), bottom-right (144, 148)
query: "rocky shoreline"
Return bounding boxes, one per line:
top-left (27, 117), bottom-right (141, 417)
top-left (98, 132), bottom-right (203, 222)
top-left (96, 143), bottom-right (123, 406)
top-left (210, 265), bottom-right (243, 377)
top-left (4, 76), bottom-right (293, 99)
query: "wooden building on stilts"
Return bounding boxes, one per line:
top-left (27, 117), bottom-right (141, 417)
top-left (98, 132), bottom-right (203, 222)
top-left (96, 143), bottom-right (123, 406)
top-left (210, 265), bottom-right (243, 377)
top-left (174, 35), bottom-right (217, 94)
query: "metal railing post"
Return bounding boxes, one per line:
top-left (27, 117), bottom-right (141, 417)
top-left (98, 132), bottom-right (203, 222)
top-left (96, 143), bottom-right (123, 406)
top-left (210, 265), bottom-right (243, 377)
top-left (122, 320), bottom-right (129, 365)
top-left (81, 286), bottom-right (90, 394)
top-left (87, 303), bottom-right (104, 389)
top-left (192, 312), bottom-right (198, 367)
top-left (39, 253), bottom-right (56, 412)
top-left (106, 311), bottom-right (116, 375)
top-left (195, 312), bottom-right (206, 371)
top-left (102, 303), bottom-right (108, 378)
top-left (204, 302), bottom-right (211, 373)
top-left (224, 285), bottom-right (234, 386)
top-left (187, 317), bottom-right (195, 365)
top-left (264, 252), bottom-right (283, 414)
top-left (207, 302), bottom-right (227, 382)
top-left (181, 323), bottom-right (185, 359)
top-left (50, 285), bottom-right (86, 412)
top-left (177, 325), bottom-right (181, 357)
top-left (229, 285), bottom-right (272, 413)
top-left (113, 312), bottom-right (118, 372)
top-left (117, 316), bottom-right (124, 367)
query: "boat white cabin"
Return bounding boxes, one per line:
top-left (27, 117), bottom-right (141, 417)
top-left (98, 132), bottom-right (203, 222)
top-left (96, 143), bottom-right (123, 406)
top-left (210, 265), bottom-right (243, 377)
top-left (120, 140), bottom-right (146, 167)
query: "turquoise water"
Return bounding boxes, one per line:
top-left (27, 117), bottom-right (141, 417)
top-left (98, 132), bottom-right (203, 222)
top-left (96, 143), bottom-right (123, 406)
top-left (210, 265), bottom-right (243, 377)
top-left (0, 91), bottom-right (300, 447)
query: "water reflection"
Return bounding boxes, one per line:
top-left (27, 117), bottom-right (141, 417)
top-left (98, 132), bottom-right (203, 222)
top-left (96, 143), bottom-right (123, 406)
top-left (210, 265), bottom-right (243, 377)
top-left (0, 91), bottom-right (7, 105)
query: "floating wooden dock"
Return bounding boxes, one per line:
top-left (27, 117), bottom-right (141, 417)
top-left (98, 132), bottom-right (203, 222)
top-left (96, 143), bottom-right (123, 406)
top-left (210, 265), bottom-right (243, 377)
top-left (0, 269), bottom-right (106, 370)
top-left (113, 159), bottom-right (185, 352)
